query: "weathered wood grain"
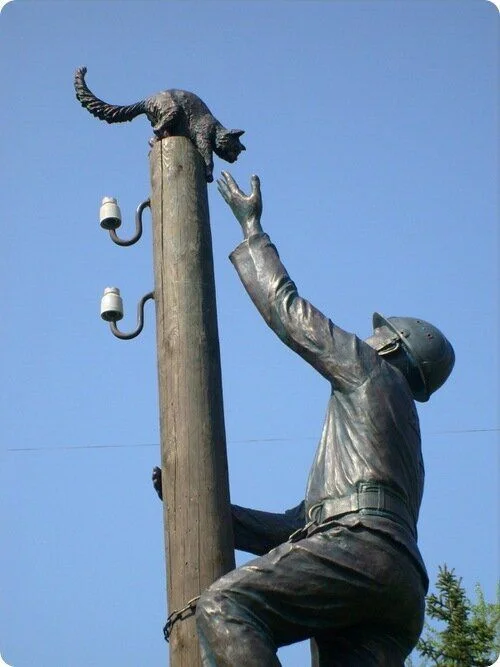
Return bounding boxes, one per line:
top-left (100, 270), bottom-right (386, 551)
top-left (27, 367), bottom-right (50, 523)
top-left (150, 137), bottom-right (235, 667)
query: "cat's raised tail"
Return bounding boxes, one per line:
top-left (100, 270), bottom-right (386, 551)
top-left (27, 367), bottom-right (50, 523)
top-left (74, 66), bottom-right (147, 124)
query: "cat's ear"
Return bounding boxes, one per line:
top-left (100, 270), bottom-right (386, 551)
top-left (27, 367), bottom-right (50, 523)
top-left (229, 129), bottom-right (246, 150)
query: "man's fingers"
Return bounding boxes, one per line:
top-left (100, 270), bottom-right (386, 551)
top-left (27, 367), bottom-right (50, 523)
top-left (216, 177), bottom-right (230, 195)
top-left (221, 170), bottom-right (236, 188)
top-left (221, 170), bottom-right (246, 197)
top-left (216, 179), bottom-right (232, 205)
top-left (152, 466), bottom-right (163, 500)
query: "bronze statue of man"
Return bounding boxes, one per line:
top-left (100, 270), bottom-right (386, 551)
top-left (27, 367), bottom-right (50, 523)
top-left (155, 171), bottom-right (455, 665)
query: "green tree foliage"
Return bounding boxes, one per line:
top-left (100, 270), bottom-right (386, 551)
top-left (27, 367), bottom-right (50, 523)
top-left (412, 565), bottom-right (499, 666)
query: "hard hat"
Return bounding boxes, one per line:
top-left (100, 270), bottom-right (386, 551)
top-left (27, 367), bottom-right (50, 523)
top-left (373, 313), bottom-right (455, 402)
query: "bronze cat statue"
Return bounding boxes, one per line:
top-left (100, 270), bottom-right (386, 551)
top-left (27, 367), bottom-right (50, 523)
top-left (74, 67), bottom-right (245, 182)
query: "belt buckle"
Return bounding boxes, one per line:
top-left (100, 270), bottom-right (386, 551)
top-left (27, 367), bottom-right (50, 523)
top-left (307, 501), bottom-right (324, 524)
top-left (357, 482), bottom-right (385, 512)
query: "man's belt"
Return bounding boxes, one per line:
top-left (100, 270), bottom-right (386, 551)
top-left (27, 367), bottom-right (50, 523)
top-left (307, 483), bottom-right (416, 537)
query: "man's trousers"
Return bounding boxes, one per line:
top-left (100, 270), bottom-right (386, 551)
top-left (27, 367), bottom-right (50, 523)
top-left (196, 519), bottom-right (426, 666)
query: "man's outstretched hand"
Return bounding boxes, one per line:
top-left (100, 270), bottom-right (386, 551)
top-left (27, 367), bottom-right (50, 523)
top-left (152, 466), bottom-right (163, 501)
top-left (217, 171), bottom-right (263, 239)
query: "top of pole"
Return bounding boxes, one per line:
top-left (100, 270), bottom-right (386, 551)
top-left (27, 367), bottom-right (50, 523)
top-left (74, 66), bottom-right (246, 182)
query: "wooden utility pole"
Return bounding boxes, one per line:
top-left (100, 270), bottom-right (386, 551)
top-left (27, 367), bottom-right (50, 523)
top-left (149, 137), bottom-right (235, 666)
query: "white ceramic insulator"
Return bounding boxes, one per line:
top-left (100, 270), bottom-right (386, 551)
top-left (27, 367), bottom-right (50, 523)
top-left (100, 286), bottom-right (124, 321)
top-left (100, 197), bottom-right (122, 230)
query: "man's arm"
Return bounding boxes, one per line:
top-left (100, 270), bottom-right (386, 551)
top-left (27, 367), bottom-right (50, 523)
top-left (152, 467), bottom-right (304, 556)
top-left (231, 502), bottom-right (305, 555)
top-left (217, 172), bottom-right (374, 389)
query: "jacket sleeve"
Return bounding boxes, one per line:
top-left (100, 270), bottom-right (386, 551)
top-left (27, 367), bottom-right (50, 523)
top-left (230, 233), bottom-right (374, 390)
top-left (231, 501), bottom-right (305, 555)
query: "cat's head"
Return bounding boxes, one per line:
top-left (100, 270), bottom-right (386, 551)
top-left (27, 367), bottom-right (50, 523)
top-left (214, 128), bottom-right (246, 163)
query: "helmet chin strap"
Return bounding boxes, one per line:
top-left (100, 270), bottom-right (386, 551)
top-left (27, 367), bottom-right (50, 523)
top-left (376, 338), bottom-right (401, 356)
top-left (372, 335), bottom-right (422, 398)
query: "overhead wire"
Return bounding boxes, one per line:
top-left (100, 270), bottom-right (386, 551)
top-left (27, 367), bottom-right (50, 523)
top-left (5, 428), bottom-right (499, 452)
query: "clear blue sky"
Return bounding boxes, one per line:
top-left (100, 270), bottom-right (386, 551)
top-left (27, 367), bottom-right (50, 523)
top-left (0, 1), bottom-right (498, 665)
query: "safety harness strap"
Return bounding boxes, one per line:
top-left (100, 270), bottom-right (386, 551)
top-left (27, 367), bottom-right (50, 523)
top-left (307, 484), bottom-right (416, 538)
